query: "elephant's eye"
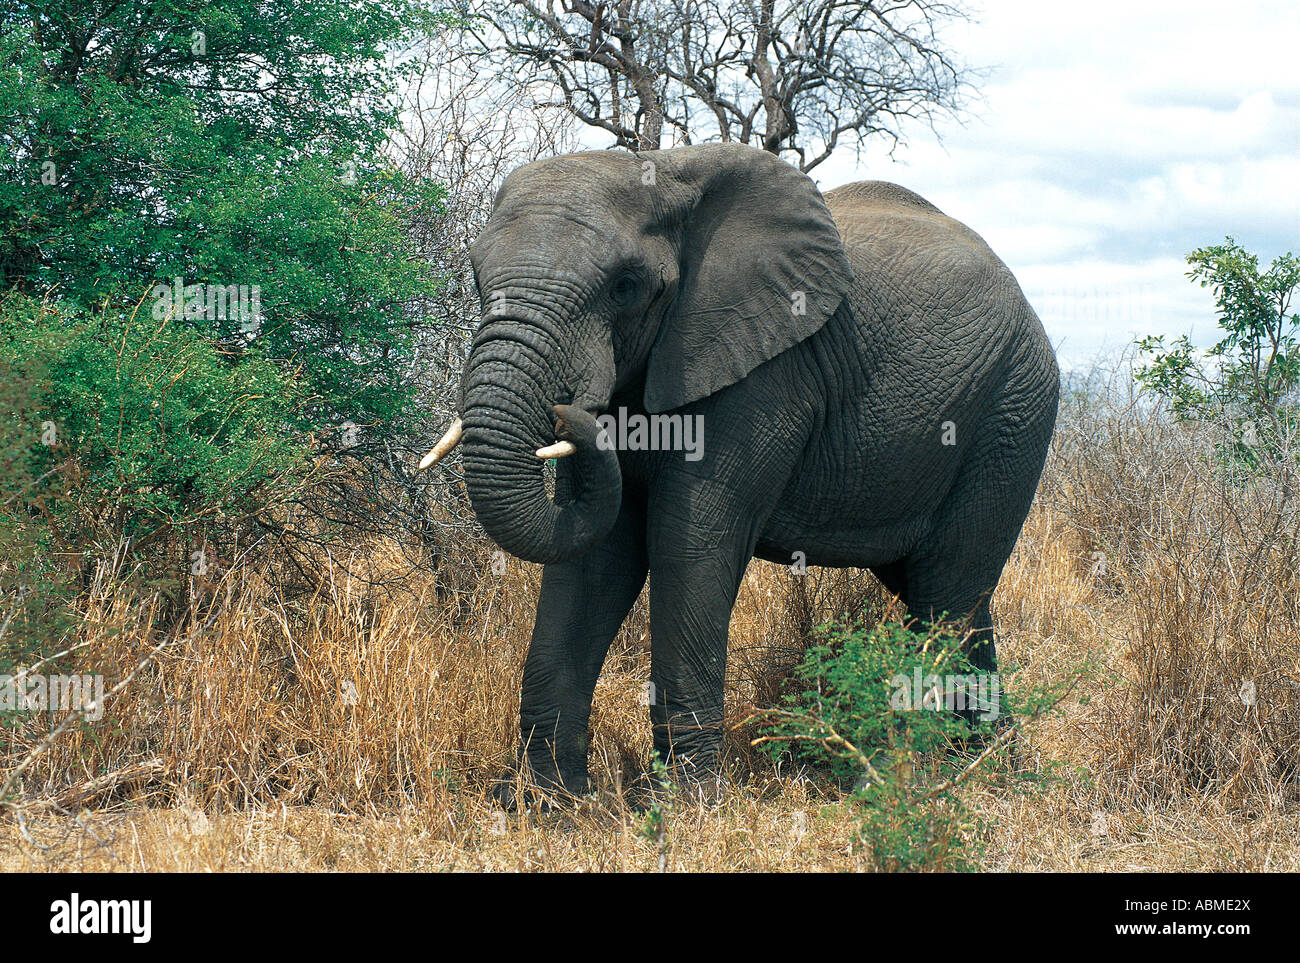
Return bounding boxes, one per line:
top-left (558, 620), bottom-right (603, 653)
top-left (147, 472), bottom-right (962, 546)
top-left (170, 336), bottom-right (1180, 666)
top-left (610, 271), bottom-right (640, 306)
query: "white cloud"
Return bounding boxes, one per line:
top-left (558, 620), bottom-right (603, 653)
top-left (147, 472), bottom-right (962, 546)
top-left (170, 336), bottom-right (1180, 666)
top-left (1017, 258), bottom-right (1219, 368)
top-left (813, 0), bottom-right (1300, 362)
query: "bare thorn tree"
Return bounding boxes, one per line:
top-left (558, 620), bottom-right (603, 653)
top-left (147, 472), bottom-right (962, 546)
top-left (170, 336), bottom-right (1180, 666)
top-left (380, 34), bottom-right (576, 559)
top-left (472, 0), bottom-right (975, 171)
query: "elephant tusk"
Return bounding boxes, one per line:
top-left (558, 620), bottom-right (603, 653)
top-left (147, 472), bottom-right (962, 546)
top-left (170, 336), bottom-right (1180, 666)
top-left (418, 418), bottom-right (463, 470)
top-left (535, 440), bottom-right (578, 460)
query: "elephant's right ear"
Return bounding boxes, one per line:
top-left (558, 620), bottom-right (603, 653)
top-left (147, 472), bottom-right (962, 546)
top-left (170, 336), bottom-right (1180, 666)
top-left (643, 144), bottom-right (853, 413)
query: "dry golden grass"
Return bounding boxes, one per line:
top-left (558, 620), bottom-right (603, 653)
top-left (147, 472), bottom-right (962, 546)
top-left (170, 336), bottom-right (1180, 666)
top-left (3, 390), bottom-right (1298, 871)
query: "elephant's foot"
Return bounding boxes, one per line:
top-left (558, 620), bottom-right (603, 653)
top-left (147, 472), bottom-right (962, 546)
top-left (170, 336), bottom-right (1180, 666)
top-left (620, 764), bottom-right (730, 813)
top-left (673, 769), bottom-right (730, 807)
top-left (492, 740), bottom-right (593, 812)
top-left (648, 717), bottom-right (729, 806)
top-left (492, 771), bottom-right (591, 813)
top-left (950, 707), bottom-right (1018, 763)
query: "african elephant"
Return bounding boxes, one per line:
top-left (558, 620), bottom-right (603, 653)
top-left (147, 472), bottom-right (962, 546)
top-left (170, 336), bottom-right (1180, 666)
top-left (422, 142), bottom-right (1059, 798)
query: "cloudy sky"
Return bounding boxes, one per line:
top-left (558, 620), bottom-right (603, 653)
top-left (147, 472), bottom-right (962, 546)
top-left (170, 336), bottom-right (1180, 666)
top-left (808, 0), bottom-right (1300, 369)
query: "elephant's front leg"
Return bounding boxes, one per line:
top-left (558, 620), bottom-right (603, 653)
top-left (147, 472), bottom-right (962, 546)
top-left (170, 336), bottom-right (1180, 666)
top-left (517, 495), bottom-right (648, 798)
top-left (645, 485), bottom-right (761, 785)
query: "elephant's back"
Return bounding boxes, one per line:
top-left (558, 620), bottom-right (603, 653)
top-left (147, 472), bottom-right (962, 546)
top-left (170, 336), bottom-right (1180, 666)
top-left (821, 178), bottom-right (1054, 428)
top-left (824, 180), bottom-right (995, 260)
top-left (824, 180), bottom-right (943, 216)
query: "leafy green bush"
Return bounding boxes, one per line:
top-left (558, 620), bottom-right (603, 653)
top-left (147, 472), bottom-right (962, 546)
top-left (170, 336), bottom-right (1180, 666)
top-left (0, 295), bottom-right (309, 642)
top-left (754, 618), bottom-right (1071, 871)
top-left (2, 0), bottom-right (448, 432)
top-left (0, 327), bottom-right (76, 669)
top-left (0, 1), bottom-right (455, 620)
top-left (1136, 238), bottom-right (1299, 465)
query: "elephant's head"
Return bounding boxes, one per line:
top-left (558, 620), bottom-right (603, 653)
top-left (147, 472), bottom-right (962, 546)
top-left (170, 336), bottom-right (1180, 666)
top-left (434, 143), bottom-right (853, 564)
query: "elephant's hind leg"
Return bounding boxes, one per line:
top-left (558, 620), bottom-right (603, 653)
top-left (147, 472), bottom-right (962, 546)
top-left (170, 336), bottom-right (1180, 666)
top-left (897, 393), bottom-right (1051, 724)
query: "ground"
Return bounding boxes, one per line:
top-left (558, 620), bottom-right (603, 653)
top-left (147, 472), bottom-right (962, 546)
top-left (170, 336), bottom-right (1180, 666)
top-left (3, 397), bottom-right (1298, 871)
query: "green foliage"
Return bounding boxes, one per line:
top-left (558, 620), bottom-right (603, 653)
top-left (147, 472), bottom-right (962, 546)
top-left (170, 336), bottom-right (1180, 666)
top-left (0, 0), bottom-right (454, 632)
top-left (757, 618), bottom-right (1066, 871)
top-left (0, 295), bottom-right (309, 639)
top-left (2, 0), bottom-right (448, 427)
top-left (0, 324), bottom-right (77, 668)
top-left (1136, 238), bottom-right (1300, 463)
top-left (635, 751), bottom-right (675, 867)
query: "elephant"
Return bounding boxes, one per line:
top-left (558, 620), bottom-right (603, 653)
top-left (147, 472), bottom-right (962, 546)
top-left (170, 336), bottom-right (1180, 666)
top-left (421, 142), bottom-right (1059, 799)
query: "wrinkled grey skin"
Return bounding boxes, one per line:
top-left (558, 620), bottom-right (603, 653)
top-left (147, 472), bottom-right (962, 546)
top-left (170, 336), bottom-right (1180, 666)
top-left (457, 143), bottom-right (1059, 796)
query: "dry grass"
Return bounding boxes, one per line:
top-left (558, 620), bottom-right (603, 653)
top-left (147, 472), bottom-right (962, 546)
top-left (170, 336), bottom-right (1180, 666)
top-left (3, 386), bottom-right (1299, 871)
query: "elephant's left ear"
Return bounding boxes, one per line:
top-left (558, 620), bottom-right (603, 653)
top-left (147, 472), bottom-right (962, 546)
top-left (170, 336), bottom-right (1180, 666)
top-left (643, 143), bottom-right (854, 413)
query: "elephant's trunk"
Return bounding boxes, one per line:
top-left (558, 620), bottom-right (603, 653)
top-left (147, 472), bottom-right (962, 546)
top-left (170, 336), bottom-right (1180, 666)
top-left (459, 334), bottom-right (621, 565)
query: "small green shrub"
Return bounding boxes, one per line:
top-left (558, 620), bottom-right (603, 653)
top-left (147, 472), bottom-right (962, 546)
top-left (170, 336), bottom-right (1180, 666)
top-left (635, 752), bottom-right (676, 870)
top-left (1136, 238), bottom-right (1299, 466)
top-left (1, 314), bottom-right (78, 668)
top-left (754, 618), bottom-right (1074, 871)
top-left (0, 295), bottom-right (309, 646)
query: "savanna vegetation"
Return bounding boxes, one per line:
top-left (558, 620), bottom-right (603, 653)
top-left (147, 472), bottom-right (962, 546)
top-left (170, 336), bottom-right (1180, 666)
top-left (2, 0), bottom-right (1297, 871)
